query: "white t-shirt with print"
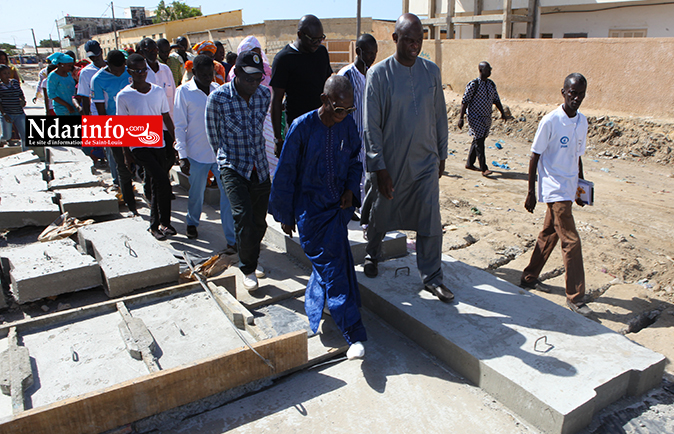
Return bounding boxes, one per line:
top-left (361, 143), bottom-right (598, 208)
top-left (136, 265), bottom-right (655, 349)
top-left (116, 83), bottom-right (169, 150)
top-left (531, 104), bottom-right (587, 203)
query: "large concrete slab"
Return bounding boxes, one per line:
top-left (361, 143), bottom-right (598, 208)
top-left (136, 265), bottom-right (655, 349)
top-left (46, 147), bottom-right (92, 165)
top-left (263, 214), bottom-right (407, 267)
top-left (0, 146), bottom-right (22, 159)
top-left (77, 218), bottom-right (179, 297)
top-left (0, 151), bottom-right (40, 170)
top-left (47, 162), bottom-right (100, 190)
top-left (0, 163), bottom-right (48, 194)
top-left (0, 239), bottom-right (102, 304)
top-left (56, 186), bottom-right (119, 218)
top-left (355, 253), bottom-right (666, 434)
top-left (0, 191), bottom-right (60, 229)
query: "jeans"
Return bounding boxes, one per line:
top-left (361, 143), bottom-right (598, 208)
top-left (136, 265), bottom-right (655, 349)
top-left (132, 147), bottom-right (171, 230)
top-left (221, 167), bottom-right (271, 276)
top-left (186, 158), bottom-right (235, 246)
top-left (106, 147), bottom-right (119, 186)
top-left (1, 113), bottom-right (26, 151)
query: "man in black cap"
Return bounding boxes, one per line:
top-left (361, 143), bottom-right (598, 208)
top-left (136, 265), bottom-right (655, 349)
top-left (78, 40), bottom-right (106, 116)
top-left (270, 14), bottom-right (332, 157)
top-left (206, 51), bottom-right (271, 292)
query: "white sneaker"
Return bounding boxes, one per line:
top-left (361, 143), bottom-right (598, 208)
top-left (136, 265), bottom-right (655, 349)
top-left (255, 265), bottom-right (265, 278)
top-left (243, 273), bottom-right (258, 292)
top-left (346, 341), bottom-right (365, 360)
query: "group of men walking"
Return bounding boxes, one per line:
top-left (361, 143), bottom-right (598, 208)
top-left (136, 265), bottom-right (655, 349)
top-left (45, 11), bottom-right (592, 360)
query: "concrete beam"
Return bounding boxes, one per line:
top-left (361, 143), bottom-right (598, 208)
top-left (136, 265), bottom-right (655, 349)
top-left (0, 328), bottom-right (33, 414)
top-left (0, 151), bottom-right (40, 170)
top-left (0, 163), bottom-right (48, 194)
top-left (356, 253), bottom-right (666, 434)
top-left (47, 162), bottom-right (100, 190)
top-left (46, 147), bottom-right (92, 165)
top-left (0, 239), bottom-right (102, 304)
top-left (57, 187), bottom-right (119, 218)
top-left (77, 218), bottom-right (179, 297)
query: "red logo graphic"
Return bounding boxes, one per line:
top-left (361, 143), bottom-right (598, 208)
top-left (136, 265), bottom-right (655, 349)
top-left (81, 116), bottom-right (164, 147)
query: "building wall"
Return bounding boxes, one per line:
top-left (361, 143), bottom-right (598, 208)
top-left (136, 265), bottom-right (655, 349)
top-left (374, 37), bottom-right (674, 118)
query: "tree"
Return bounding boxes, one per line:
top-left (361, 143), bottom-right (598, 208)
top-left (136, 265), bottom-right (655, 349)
top-left (39, 39), bottom-right (59, 48)
top-left (153, 1), bottom-right (202, 23)
top-left (0, 43), bottom-right (17, 55)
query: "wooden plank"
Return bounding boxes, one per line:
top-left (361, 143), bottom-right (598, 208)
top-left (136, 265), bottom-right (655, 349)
top-left (502, 0), bottom-right (512, 39)
top-left (0, 275), bottom-right (236, 337)
top-left (447, 0), bottom-right (455, 39)
top-left (526, 0), bottom-right (537, 37)
top-left (1, 330), bottom-right (308, 434)
top-left (473, 0), bottom-right (482, 39)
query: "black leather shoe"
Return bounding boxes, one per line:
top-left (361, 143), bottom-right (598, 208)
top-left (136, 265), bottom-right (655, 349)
top-left (424, 283), bottom-right (455, 303)
top-left (363, 258), bottom-right (378, 278)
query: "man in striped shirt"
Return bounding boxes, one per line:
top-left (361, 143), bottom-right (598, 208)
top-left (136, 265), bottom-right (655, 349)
top-left (338, 34), bottom-right (378, 222)
top-left (206, 51), bottom-right (271, 292)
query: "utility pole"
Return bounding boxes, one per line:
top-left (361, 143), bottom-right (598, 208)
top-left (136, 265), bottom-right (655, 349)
top-left (111, 2), bottom-right (119, 49)
top-left (49, 34), bottom-right (55, 53)
top-left (55, 19), bottom-right (63, 49)
top-left (356, 0), bottom-right (362, 38)
top-left (31, 28), bottom-right (39, 59)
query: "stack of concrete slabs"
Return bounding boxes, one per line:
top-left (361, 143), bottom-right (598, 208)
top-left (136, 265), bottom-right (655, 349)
top-left (77, 218), bottom-right (179, 297)
top-left (57, 186), bottom-right (119, 218)
top-left (0, 238), bottom-right (102, 304)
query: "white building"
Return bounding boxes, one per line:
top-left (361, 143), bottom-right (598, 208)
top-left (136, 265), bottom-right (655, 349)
top-left (408, 0), bottom-right (673, 39)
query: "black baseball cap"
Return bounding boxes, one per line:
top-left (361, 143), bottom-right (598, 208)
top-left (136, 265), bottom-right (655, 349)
top-left (235, 50), bottom-right (264, 75)
top-left (84, 40), bottom-right (102, 57)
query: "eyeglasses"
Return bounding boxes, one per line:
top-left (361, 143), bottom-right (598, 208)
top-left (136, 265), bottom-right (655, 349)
top-left (241, 74), bottom-right (263, 84)
top-left (328, 99), bottom-right (356, 115)
top-left (303, 33), bottom-right (326, 44)
top-left (127, 67), bottom-right (148, 74)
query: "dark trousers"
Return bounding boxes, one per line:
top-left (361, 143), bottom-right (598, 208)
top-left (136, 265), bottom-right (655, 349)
top-left (221, 167), bottom-right (271, 276)
top-left (521, 201), bottom-right (585, 304)
top-left (467, 136), bottom-right (487, 172)
top-left (143, 133), bottom-right (175, 201)
top-left (110, 147), bottom-right (137, 213)
top-left (132, 147), bottom-right (171, 230)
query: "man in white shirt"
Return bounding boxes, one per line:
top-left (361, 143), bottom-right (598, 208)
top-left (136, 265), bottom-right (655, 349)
top-left (521, 73), bottom-right (590, 316)
top-left (174, 55), bottom-right (236, 250)
top-left (117, 53), bottom-right (176, 240)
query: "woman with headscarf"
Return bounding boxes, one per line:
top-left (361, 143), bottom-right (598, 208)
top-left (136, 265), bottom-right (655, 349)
top-left (182, 41), bottom-right (227, 85)
top-left (46, 52), bottom-right (80, 116)
top-left (228, 36), bottom-right (277, 176)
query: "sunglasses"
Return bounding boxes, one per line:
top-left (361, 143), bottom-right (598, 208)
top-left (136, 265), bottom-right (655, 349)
top-left (328, 98), bottom-right (356, 115)
top-left (241, 74), bottom-right (263, 84)
top-left (303, 33), bottom-right (326, 44)
top-left (127, 67), bottom-right (148, 74)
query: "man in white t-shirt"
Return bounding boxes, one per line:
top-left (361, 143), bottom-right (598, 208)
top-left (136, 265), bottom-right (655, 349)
top-left (174, 55), bottom-right (236, 250)
top-left (117, 53), bottom-right (176, 241)
top-left (521, 73), bottom-right (590, 316)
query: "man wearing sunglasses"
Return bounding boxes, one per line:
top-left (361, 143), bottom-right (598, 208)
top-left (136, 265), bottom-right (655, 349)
top-left (362, 13), bottom-right (453, 303)
top-left (206, 51), bottom-right (271, 292)
top-left (270, 14), bottom-right (333, 158)
top-left (269, 75), bottom-right (366, 360)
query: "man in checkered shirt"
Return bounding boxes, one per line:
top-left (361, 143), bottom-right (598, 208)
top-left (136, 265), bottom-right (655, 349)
top-left (206, 50), bottom-right (271, 292)
top-left (457, 61), bottom-right (508, 176)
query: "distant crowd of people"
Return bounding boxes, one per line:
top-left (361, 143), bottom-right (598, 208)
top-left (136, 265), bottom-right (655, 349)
top-left (0, 12), bottom-right (593, 357)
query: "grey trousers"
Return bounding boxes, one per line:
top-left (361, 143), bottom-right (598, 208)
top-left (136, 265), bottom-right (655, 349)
top-left (365, 228), bottom-right (443, 287)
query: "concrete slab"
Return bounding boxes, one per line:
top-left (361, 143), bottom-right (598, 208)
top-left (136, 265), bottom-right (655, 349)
top-left (0, 151), bottom-right (40, 170)
top-left (46, 147), bottom-right (92, 165)
top-left (77, 218), bottom-right (179, 297)
top-left (263, 214), bottom-right (408, 267)
top-left (0, 163), bottom-right (48, 194)
top-left (0, 192), bottom-right (60, 229)
top-left (47, 162), bottom-right (100, 190)
top-left (355, 253), bottom-right (666, 434)
top-left (56, 186), bottom-right (119, 218)
top-left (0, 239), bottom-right (102, 304)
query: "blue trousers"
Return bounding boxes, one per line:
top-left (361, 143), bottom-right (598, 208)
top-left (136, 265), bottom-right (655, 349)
top-left (186, 158), bottom-right (235, 246)
top-left (1, 113), bottom-right (26, 151)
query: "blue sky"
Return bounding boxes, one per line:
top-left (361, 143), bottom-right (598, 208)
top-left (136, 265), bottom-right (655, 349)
top-left (2, 0), bottom-right (402, 46)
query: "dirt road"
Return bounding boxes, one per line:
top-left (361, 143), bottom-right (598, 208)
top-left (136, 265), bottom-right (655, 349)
top-left (432, 91), bottom-right (674, 373)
